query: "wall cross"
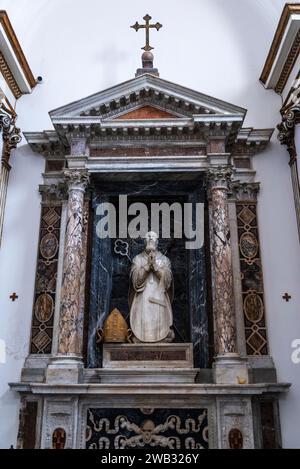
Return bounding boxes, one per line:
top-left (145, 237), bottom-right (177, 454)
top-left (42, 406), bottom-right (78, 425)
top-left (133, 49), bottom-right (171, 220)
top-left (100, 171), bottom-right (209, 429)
top-left (10, 292), bottom-right (18, 302)
top-left (282, 292), bottom-right (292, 302)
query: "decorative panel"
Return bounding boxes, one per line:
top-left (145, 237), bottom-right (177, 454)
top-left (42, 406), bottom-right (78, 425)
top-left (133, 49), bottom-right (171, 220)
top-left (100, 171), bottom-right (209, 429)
top-left (236, 203), bottom-right (268, 355)
top-left (30, 206), bottom-right (62, 354)
top-left (85, 408), bottom-right (209, 449)
top-left (17, 400), bottom-right (38, 449)
top-left (260, 401), bottom-right (280, 449)
top-left (90, 146), bottom-right (206, 157)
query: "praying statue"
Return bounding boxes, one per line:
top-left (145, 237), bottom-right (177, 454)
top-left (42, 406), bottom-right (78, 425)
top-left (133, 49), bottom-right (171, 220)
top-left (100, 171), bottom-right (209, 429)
top-left (129, 232), bottom-right (174, 343)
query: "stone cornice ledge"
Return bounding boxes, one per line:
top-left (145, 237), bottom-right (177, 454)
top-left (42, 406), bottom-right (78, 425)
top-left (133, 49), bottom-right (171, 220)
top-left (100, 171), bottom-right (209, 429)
top-left (260, 4), bottom-right (300, 91)
top-left (9, 382), bottom-right (290, 395)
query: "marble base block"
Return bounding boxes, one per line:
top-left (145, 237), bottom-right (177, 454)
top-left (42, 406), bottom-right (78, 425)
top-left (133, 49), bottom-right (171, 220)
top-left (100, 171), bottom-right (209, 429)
top-left (103, 343), bottom-right (194, 368)
top-left (101, 343), bottom-right (197, 383)
top-left (92, 369), bottom-right (198, 384)
top-left (46, 356), bottom-right (84, 384)
top-left (213, 354), bottom-right (249, 385)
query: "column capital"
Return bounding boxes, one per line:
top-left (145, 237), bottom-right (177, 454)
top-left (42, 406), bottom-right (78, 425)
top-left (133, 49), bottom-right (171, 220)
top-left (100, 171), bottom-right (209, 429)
top-left (64, 169), bottom-right (90, 192)
top-left (0, 103), bottom-right (22, 164)
top-left (277, 103), bottom-right (300, 164)
top-left (0, 104), bottom-right (21, 141)
top-left (207, 166), bottom-right (234, 191)
top-left (39, 183), bottom-right (68, 204)
top-left (231, 182), bottom-right (260, 202)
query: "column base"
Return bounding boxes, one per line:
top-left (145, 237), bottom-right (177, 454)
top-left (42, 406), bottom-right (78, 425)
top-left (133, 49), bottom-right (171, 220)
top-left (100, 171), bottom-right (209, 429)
top-left (213, 353), bottom-right (249, 385)
top-left (46, 355), bottom-right (83, 384)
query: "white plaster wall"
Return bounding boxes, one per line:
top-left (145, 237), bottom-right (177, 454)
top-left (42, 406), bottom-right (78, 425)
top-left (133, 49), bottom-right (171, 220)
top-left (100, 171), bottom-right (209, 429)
top-left (0, 146), bottom-right (44, 448)
top-left (0, 0), bottom-right (299, 448)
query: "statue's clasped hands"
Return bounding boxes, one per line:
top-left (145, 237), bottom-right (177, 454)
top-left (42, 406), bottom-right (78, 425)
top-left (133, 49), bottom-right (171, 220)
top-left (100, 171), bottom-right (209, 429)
top-left (147, 251), bottom-right (158, 271)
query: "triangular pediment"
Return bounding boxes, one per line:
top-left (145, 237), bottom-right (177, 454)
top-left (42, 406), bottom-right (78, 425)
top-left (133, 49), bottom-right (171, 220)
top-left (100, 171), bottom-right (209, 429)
top-left (114, 105), bottom-right (181, 120)
top-left (49, 73), bottom-right (247, 124)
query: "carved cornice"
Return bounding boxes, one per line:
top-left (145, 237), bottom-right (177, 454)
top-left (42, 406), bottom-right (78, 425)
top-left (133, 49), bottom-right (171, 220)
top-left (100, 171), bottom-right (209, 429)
top-left (275, 29), bottom-right (300, 94)
top-left (0, 101), bottom-right (22, 163)
top-left (0, 11), bottom-right (36, 90)
top-left (0, 51), bottom-right (22, 99)
top-left (277, 104), bottom-right (300, 164)
top-left (260, 4), bottom-right (300, 86)
top-left (64, 169), bottom-right (90, 191)
top-left (231, 182), bottom-right (260, 202)
top-left (230, 128), bottom-right (274, 156)
top-left (207, 166), bottom-right (234, 191)
top-left (24, 131), bottom-right (69, 157)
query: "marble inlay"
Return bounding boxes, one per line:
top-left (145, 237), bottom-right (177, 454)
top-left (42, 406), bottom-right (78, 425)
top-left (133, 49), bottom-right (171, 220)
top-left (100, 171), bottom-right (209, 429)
top-left (88, 179), bottom-right (209, 368)
top-left (109, 350), bottom-right (187, 361)
top-left (86, 408), bottom-right (209, 449)
top-left (30, 204), bottom-right (62, 354)
top-left (236, 200), bottom-right (268, 355)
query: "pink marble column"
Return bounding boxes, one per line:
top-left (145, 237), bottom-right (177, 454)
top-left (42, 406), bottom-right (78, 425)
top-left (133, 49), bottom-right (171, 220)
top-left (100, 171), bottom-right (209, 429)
top-left (57, 169), bottom-right (89, 355)
top-left (209, 167), bottom-right (237, 356)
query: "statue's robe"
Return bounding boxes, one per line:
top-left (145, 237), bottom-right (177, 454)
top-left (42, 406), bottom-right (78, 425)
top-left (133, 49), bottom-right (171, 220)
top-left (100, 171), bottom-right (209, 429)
top-left (129, 250), bottom-right (173, 343)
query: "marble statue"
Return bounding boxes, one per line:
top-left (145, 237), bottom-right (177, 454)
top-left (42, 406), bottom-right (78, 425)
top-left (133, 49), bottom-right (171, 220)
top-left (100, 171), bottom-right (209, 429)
top-left (129, 232), bottom-right (174, 343)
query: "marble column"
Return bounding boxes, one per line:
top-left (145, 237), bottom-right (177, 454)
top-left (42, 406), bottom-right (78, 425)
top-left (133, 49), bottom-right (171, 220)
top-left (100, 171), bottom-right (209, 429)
top-left (208, 167), bottom-right (248, 384)
top-left (57, 169), bottom-right (90, 356)
top-left (208, 166), bottom-right (249, 385)
top-left (209, 167), bottom-right (236, 355)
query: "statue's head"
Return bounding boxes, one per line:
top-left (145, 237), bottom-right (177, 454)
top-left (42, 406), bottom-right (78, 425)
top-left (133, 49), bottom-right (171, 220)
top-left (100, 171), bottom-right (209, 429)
top-left (145, 231), bottom-right (158, 252)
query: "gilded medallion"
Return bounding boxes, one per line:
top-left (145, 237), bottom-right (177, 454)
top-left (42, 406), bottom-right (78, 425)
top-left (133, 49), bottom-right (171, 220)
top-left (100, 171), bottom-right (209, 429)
top-left (240, 232), bottom-right (258, 259)
top-left (35, 293), bottom-right (54, 322)
top-left (40, 233), bottom-right (58, 259)
top-left (244, 293), bottom-right (264, 323)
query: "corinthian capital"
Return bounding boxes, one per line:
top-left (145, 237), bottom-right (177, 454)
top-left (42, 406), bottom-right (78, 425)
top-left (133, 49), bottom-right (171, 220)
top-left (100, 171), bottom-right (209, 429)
top-left (0, 102), bottom-right (22, 163)
top-left (277, 104), bottom-right (300, 163)
top-left (207, 166), bottom-right (234, 191)
top-left (231, 182), bottom-right (260, 202)
top-left (39, 183), bottom-right (68, 203)
top-left (64, 169), bottom-right (90, 191)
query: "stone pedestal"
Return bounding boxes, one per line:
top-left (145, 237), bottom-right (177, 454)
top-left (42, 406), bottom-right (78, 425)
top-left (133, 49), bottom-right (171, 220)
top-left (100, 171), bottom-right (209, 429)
top-left (100, 343), bottom-right (198, 383)
top-left (213, 353), bottom-right (249, 385)
top-left (46, 356), bottom-right (84, 384)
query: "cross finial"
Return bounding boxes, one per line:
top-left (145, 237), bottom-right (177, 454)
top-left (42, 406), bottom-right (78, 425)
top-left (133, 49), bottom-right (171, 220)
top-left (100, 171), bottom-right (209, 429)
top-left (131, 14), bottom-right (162, 51)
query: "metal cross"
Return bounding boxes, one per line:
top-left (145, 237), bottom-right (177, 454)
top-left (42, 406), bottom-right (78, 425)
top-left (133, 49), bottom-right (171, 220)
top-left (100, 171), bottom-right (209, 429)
top-left (282, 292), bottom-right (292, 302)
top-left (131, 14), bottom-right (162, 51)
top-left (10, 292), bottom-right (18, 302)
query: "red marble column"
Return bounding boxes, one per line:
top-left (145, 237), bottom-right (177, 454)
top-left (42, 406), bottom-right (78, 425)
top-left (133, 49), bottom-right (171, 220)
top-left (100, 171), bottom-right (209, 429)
top-left (57, 169), bottom-right (89, 355)
top-left (209, 167), bottom-right (237, 356)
